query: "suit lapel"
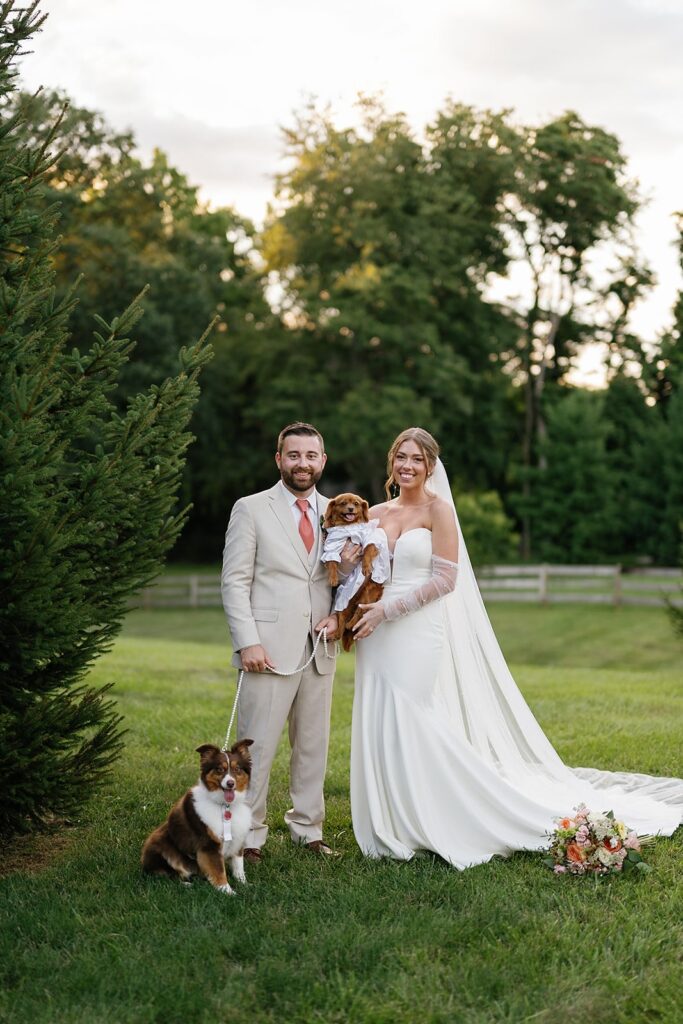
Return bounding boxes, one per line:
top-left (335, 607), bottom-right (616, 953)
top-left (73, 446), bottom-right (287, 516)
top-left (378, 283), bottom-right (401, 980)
top-left (311, 494), bottom-right (328, 579)
top-left (269, 483), bottom-right (310, 571)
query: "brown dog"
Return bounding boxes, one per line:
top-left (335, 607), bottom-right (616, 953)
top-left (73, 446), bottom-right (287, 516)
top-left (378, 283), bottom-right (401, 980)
top-left (323, 493), bottom-right (384, 652)
top-left (141, 741), bottom-right (253, 895)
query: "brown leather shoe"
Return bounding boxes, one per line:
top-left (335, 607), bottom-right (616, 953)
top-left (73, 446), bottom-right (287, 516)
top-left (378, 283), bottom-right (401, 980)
top-left (305, 840), bottom-right (341, 858)
top-left (243, 848), bottom-right (263, 865)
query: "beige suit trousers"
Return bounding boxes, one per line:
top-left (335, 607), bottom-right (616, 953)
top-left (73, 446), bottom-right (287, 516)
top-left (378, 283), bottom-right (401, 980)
top-left (237, 639), bottom-right (334, 848)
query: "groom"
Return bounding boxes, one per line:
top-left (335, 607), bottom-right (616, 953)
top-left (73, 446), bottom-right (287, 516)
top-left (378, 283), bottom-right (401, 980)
top-left (221, 422), bottom-right (346, 862)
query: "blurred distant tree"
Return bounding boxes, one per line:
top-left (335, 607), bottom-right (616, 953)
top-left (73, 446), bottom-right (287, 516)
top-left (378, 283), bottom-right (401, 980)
top-left (424, 102), bottom-right (522, 495)
top-left (639, 214), bottom-right (683, 409)
top-left (656, 221), bottom-right (683, 628)
top-left (656, 378), bottom-right (683, 564)
top-left (454, 491), bottom-right (519, 567)
top-left (593, 219), bottom-right (683, 568)
top-left (499, 111), bottom-right (647, 555)
top-left (596, 214), bottom-right (683, 569)
top-left (599, 373), bottom-right (658, 563)
top-left (524, 390), bottom-right (613, 563)
top-left (596, 251), bottom-right (654, 380)
top-left (262, 98), bottom-right (519, 500)
top-left (9, 86), bottom-right (666, 564)
top-left (5, 88), bottom-right (274, 557)
top-left (5, 89), bottom-right (267, 400)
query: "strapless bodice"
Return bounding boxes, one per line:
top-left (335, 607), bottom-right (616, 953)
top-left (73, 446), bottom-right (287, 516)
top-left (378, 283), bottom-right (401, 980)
top-left (389, 528), bottom-right (433, 590)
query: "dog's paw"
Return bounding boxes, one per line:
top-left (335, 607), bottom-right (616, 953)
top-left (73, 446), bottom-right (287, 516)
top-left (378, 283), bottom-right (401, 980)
top-left (216, 882), bottom-right (235, 896)
top-left (233, 871), bottom-right (247, 885)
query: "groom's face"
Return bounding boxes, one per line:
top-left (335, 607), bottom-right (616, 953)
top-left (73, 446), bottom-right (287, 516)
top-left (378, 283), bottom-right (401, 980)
top-left (276, 434), bottom-right (327, 494)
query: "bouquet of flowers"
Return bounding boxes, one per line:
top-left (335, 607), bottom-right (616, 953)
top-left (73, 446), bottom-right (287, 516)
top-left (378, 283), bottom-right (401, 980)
top-left (544, 803), bottom-right (652, 876)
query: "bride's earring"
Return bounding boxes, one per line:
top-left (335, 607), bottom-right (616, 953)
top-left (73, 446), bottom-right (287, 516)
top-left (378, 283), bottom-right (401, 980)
top-left (390, 479), bottom-right (400, 499)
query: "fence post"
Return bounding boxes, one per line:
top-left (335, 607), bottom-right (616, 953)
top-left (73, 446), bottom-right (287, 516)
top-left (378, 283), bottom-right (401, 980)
top-left (539, 565), bottom-right (548, 604)
top-left (189, 575), bottom-right (199, 608)
top-left (613, 564), bottom-right (622, 606)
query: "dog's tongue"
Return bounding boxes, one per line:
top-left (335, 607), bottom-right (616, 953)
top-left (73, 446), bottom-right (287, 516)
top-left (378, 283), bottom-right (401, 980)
top-left (224, 790), bottom-right (235, 804)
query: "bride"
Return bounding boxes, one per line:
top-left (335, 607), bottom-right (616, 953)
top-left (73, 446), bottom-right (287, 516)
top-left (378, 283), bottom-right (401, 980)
top-left (349, 427), bottom-right (682, 867)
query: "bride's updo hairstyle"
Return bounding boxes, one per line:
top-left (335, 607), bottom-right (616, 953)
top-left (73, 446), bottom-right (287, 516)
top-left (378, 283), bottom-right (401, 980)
top-left (384, 427), bottom-right (440, 499)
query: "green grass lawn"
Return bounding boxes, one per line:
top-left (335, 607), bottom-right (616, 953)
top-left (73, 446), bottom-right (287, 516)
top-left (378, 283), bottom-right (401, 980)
top-left (1, 605), bottom-right (681, 1024)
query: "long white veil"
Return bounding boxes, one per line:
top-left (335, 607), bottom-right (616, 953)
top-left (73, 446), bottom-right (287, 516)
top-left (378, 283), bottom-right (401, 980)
top-left (428, 458), bottom-right (682, 832)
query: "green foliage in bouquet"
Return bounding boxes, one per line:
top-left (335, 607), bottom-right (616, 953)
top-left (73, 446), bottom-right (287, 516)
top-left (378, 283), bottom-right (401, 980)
top-left (0, 1), bottom-right (212, 837)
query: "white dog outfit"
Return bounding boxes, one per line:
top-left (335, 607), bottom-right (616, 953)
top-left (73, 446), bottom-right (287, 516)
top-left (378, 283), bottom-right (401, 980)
top-left (321, 521), bottom-right (391, 611)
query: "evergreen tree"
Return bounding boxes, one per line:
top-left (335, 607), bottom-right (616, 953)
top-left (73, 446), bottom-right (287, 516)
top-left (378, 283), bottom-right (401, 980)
top-left (0, 1), bottom-right (212, 837)
top-left (658, 376), bottom-right (683, 565)
top-left (525, 391), bottom-right (613, 563)
top-left (601, 373), bottom-right (654, 561)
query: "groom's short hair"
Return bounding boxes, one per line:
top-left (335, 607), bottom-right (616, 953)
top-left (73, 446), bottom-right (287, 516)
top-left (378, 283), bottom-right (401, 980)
top-left (277, 422), bottom-right (325, 454)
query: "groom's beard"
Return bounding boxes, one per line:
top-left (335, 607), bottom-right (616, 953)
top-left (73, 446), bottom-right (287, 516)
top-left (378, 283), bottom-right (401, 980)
top-left (281, 466), bottom-right (323, 492)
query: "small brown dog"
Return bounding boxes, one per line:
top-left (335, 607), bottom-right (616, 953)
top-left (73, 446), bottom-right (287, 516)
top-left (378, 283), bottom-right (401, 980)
top-left (323, 493), bottom-right (385, 652)
top-left (141, 740), bottom-right (253, 895)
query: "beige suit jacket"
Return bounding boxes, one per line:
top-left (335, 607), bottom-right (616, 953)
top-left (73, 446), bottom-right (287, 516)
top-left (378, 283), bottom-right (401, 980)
top-left (221, 483), bottom-right (335, 675)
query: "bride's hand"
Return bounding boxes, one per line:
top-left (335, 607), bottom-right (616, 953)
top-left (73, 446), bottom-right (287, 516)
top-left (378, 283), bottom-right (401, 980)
top-left (353, 602), bottom-right (386, 639)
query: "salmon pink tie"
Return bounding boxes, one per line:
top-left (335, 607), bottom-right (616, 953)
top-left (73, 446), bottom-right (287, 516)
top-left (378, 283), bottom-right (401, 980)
top-left (295, 498), bottom-right (314, 553)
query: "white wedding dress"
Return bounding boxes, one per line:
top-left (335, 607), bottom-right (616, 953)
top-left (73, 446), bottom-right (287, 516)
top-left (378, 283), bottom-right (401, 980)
top-left (350, 463), bottom-right (682, 868)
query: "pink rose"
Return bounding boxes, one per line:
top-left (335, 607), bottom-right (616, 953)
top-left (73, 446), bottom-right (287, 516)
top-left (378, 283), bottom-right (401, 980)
top-left (576, 824), bottom-right (591, 847)
top-left (553, 865), bottom-right (566, 874)
top-left (624, 831), bottom-right (640, 850)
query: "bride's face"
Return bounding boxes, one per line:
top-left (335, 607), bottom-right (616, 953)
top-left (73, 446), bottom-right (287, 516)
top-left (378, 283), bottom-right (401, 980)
top-left (392, 440), bottom-right (429, 493)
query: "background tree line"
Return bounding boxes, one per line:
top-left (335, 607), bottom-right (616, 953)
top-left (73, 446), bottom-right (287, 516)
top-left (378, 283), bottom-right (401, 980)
top-left (7, 89), bottom-right (682, 566)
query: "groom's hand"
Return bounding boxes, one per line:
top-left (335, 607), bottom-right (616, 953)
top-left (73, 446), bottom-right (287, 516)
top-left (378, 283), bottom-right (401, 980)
top-left (240, 645), bottom-right (276, 673)
top-left (340, 540), bottom-right (362, 576)
top-left (315, 614), bottom-right (339, 640)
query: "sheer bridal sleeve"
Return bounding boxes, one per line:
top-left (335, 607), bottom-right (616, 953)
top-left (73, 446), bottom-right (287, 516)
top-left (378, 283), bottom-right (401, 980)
top-left (382, 555), bottom-right (458, 620)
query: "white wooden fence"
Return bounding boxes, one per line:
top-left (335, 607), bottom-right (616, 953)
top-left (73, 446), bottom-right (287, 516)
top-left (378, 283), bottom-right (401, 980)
top-left (476, 565), bottom-right (682, 607)
top-left (136, 566), bottom-right (683, 609)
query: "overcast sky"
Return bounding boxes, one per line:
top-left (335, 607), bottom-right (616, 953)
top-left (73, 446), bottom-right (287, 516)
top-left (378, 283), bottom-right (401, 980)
top-left (20, 0), bottom-right (683, 367)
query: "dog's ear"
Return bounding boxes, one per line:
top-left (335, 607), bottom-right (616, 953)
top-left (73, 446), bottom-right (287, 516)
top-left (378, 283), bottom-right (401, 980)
top-left (196, 743), bottom-right (221, 760)
top-left (231, 738), bottom-right (254, 766)
top-left (360, 499), bottom-right (370, 521)
top-left (323, 498), bottom-right (339, 529)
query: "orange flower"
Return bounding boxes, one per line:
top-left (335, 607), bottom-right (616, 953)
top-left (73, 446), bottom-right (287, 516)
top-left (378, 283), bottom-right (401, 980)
top-left (603, 837), bottom-right (622, 852)
top-left (559, 818), bottom-right (575, 830)
top-left (566, 842), bottom-right (586, 863)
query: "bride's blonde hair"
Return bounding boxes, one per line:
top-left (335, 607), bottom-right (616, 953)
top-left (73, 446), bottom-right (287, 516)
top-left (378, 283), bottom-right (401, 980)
top-left (384, 427), bottom-right (440, 499)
